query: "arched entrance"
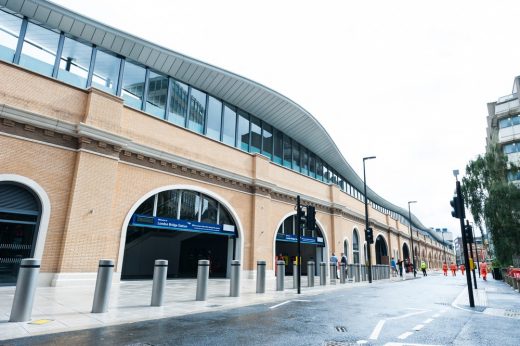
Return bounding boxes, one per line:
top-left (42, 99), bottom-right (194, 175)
top-left (275, 214), bottom-right (326, 275)
top-left (0, 182), bottom-right (42, 285)
top-left (375, 235), bottom-right (388, 264)
top-left (402, 243), bottom-right (410, 262)
top-left (121, 188), bottom-right (239, 280)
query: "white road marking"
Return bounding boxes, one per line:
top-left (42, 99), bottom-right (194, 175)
top-left (413, 324), bottom-right (424, 331)
top-left (432, 314), bottom-right (440, 318)
top-left (423, 318), bottom-right (434, 324)
top-left (369, 320), bottom-right (386, 340)
top-left (269, 300), bottom-right (291, 309)
top-left (387, 310), bottom-right (429, 320)
top-left (292, 299), bottom-right (311, 302)
top-left (357, 340), bottom-right (369, 344)
top-left (384, 342), bottom-right (443, 346)
top-left (397, 331), bottom-right (413, 339)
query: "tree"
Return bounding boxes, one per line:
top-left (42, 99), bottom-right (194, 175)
top-left (462, 145), bottom-right (520, 266)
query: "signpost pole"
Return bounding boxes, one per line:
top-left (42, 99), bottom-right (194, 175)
top-left (297, 195), bottom-right (302, 295)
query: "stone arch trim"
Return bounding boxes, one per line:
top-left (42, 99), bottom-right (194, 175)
top-left (117, 184), bottom-right (245, 273)
top-left (0, 174), bottom-right (51, 260)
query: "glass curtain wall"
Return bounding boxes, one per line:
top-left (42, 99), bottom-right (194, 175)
top-left (121, 61), bottom-right (146, 109)
top-left (0, 10), bottom-right (22, 62)
top-left (146, 70), bottom-right (168, 118)
top-left (188, 87), bottom-right (206, 133)
top-left (168, 79), bottom-right (189, 126)
top-left (222, 104), bottom-right (237, 146)
top-left (19, 22), bottom-right (59, 76)
top-left (57, 37), bottom-right (92, 88)
top-left (91, 50), bottom-right (120, 95)
top-left (206, 96), bottom-right (222, 140)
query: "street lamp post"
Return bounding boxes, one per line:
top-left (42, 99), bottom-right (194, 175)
top-left (363, 156), bottom-right (376, 283)
top-left (441, 230), bottom-right (447, 264)
top-left (408, 201), bottom-right (417, 278)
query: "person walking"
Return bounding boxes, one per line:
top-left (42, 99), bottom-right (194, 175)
top-left (397, 258), bottom-right (403, 277)
top-left (450, 262), bottom-right (457, 276)
top-left (442, 262), bottom-right (448, 276)
top-left (420, 260), bottom-right (427, 276)
top-left (330, 252), bottom-right (339, 279)
top-left (480, 261), bottom-right (488, 281)
top-left (460, 264), bottom-right (465, 275)
top-left (391, 257), bottom-right (397, 277)
top-left (340, 252), bottom-right (348, 278)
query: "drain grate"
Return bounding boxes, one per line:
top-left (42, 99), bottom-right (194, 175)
top-left (335, 326), bottom-right (348, 332)
top-left (323, 342), bottom-right (357, 346)
top-left (125, 343), bottom-right (154, 346)
top-left (505, 309), bottom-right (520, 318)
top-left (435, 302), bottom-right (450, 306)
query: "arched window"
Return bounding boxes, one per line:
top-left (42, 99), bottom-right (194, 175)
top-left (353, 229), bottom-right (360, 264)
top-left (343, 239), bottom-right (349, 264)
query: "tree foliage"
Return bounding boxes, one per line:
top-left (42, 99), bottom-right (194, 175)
top-left (461, 145), bottom-right (520, 265)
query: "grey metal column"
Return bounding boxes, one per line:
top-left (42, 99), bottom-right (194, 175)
top-left (355, 265), bottom-right (360, 282)
top-left (256, 260), bottom-right (266, 293)
top-left (339, 263), bottom-right (346, 284)
top-left (151, 259), bottom-right (168, 306)
top-left (9, 258), bottom-right (40, 322)
top-left (293, 261), bottom-right (298, 289)
top-left (330, 263), bottom-right (337, 284)
top-left (196, 260), bottom-right (210, 301)
top-left (307, 261), bottom-right (315, 287)
top-left (92, 259), bottom-right (114, 313)
top-left (230, 260), bottom-right (240, 297)
top-left (320, 262), bottom-right (327, 285)
top-left (276, 260), bottom-right (285, 291)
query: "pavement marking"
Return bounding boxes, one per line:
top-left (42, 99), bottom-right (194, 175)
top-left (384, 343), bottom-right (443, 346)
top-left (413, 324), bottom-right (424, 331)
top-left (397, 331), bottom-right (413, 339)
top-left (357, 340), bottom-right (369, 344)
top-left (432, 314), bottom-right (440, 318)
top-left (451, 287), bottom-right (485, 314)
top-left (423, 318), bottom-right (434, 324)
top-left (269, 299), bottom-right (311, 309)
top-left (387, 310), bottom-right (429, 320)
top-left (369, 320), bottom-right (386, 340)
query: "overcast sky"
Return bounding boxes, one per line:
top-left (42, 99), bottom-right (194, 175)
top-left (53, 0), bottom-right (520, 237)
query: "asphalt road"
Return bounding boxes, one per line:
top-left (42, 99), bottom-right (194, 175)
top-left (4, 273), bottom-right (519, 346)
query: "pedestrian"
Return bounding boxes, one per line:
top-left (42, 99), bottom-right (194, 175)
top-left (391, 257), bottom-right (397, 277)
top-left (450, 262), bottom-right (457, 276)
top-left (397, 258), bottom-right (403, 277)
top-left (340, 252), bottom-right (348, 278)
top-left (420, 260), bottom-right (427, 276)
top-left (330, 252), bottom-right (339, 279)
top-left (442, 262), bottom-right (448, 276)
top-left (480, 261), bottom-right (488, 281)
top-left (460, 264), bottom-right (465, 275)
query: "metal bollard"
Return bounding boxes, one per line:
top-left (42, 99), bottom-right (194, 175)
top-left (230, 260), bottom-right (240, 297)
top-left (355, 265), bottom-right (360, 282)
top-left (196, 260), bottom-right (210, 301)
top-left (256, 260), bottom-right (266, 293)
top-left (92, 259), bottom-right (114, 313)
top-left (276, 260), bottom-right (285, 291)
top-left (320, 262), bottom-right (327, 285)
top-left (9, 258), bottom-right (40, 322)
top-left (151, 259), bottom-right (168, 306)
top-left (340, 263), bottom-right (346, 284)
top-left (330, 263), bottom-right (337, 284)
top-left (293, 261), bottom-right (298, 289)
top-left (307, 261), bottom-right (315, 287)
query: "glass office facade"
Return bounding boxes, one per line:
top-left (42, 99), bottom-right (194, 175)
top-left (0, 10), bottom-right (399, 221)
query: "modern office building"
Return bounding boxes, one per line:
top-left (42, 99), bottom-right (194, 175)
top-left (0, 0), bottom-right (452, 286)
top-left (454, 236), bottom-right (487, 266)
top-left (486, 76), bottom-right (520, 185)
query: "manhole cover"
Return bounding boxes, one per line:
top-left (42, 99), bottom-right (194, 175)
top-left (335, 326), bottom-right (347, 332)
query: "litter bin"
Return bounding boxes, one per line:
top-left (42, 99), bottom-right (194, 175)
top-left (493, 267), bottom-right (502, 280)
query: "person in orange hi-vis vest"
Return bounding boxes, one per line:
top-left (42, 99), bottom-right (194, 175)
top-left (460, 264), bottom-right (465, 275)
top-left (442, 262), bottom-right (448, 276)
top-left (450, 262), bottom-right (457, 276)
top-left (480, 262), bottom-right (488, 281)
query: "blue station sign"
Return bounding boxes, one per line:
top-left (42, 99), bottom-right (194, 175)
top-left (276, 233), bottom-right (324, 245)
top-left (130, 214), bottom-right (236, 236)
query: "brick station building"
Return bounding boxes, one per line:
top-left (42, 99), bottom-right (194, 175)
top-left (0, 0), bottom-right (452, 286)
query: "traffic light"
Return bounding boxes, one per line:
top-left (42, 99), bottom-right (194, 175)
top-left (297, 205), bottom-right (306, 229)
top-left (450, 196), bottom-right (465, 219)
top-left (464, 224), bottom-right (474, 243)
top-left (365, 227), bottom-right (374, 244)
top-left (306, 206), bottom-right (316, 231)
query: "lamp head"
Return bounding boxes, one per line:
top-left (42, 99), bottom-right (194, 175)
top-left (363, 156), bottom-right (376, 161)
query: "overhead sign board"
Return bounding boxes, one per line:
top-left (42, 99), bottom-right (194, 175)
top-left (130, 214), bottom-right (236, 236)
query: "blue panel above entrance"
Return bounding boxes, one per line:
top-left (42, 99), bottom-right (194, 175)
top-left (276, 233), bottom-right (324, 246)
top-left (130, 214), bottom-right (236, 237)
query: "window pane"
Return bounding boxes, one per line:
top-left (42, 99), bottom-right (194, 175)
top-left (91, 50), bottom-right (120, 95)
top-left (0, 10), bottom-right (22, 63)
top-left (499, 118), bottom-right (511, 129)
top-left (57, 37), bottom-right (92, 88)
top-left (309, 154), bottom-right (316, 178)
top-left (156, 190), bottom-right (180, 218)
top-left (188, 87), bottom-right (206, 133)
top-left (237, 111), bottom-right (250, 151)
top-left (206, 96), bottom-right (222, 140)
top-left (135, 195), bottom-right (155, 216)
top-left (179, 190), bottom-right (200, 222)
top-left (292, 141), bottom-right (300, 172)
top-left (262, 123), bottom-right (273, 159)
top-left (283, 135), bottom-right (292, 168)
top-left (283, 216), bottom-right (294, 235)
top-left (218, 205), bottom-right (235, 227)
top-left (512, 115), bottom-right (520, 126)
top-left (273, 129), bottom-right (283, 164)
top-left (19, 23), bottom-right (59, 76)
top-left (250, 115), bottom-right (262, 153)
top-left (222, 104), bottom-right (237, 146)
top-left (323, 164), bottom-right (330, 183)
top-left (121, 61), bottom-right (146, 109)
top-left (146, 71), bottom-right (167, 118)
top-left (200, 195), bottom-right (218, 224)
top-left (316, 159), bottom-right (323, 181)
top-left (301, 147), bottom-right (309, 175)
top-left (168, 79), bottom-right (188, 126)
